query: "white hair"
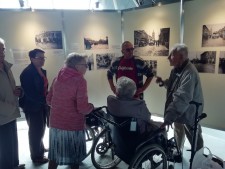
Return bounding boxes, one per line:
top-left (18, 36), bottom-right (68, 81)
top-left (171, 43), bottom-right (188, 59)
top-left (0, 37), bottom-right (5, 46)
top-left (65, 52), bottom-right (87, 69)
top-left (116, 76), bottom-right (136, 99)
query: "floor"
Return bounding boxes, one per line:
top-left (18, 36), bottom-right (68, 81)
top-left (17, 116), bottom-right (225, 169)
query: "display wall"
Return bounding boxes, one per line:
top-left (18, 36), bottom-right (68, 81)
top-left (0, 0), bottom-right (225, 130)
top-left (183, 0), bottom-right (225, 130)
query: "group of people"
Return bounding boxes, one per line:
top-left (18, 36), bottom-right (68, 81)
top-left (0, 37), bottom-right (204, 169)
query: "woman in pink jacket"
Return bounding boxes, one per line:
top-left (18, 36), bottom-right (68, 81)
top-left (46, 53), bottom-right (94, 169)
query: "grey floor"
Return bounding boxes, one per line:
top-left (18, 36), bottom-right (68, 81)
top-left (17, 116), bottom-right (225, 169)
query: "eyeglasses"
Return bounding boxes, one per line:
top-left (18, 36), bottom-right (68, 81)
top-left (34, 56), bottom-right (46, 60)
top-left (125, 48), bottom-right (134, 52)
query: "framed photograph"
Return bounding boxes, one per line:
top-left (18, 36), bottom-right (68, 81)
top-left (84, 36), bottom-right (109, 50)
top-left (189, 51), bottom-right (216, 73)
top-left (219, 51), bottom-right (225, 74)
top-left (202, 23), bottom-right (225, 47)
top-left (96, 53), bottom-right (115, 70)
top-left (35, 31), bottom-right (63, 49)
top-left (134, 28), bottom-right (170, 56)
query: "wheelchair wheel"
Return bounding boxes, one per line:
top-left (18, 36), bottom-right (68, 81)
top-left (84, 125), bottom-right (95, 158)
top-left (129, 144), bottom-right (167, 169)
top-left (91, 128), bottom-right (121, 169)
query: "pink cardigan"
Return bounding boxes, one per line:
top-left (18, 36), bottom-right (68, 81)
top-left (46, 67), bottom-right (94, 131)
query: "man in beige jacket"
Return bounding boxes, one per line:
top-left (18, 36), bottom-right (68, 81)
top-left (0, 37), bottom-right (25, 169)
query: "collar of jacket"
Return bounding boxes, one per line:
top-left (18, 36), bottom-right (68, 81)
top-left (3, 60), bottom-right (12, 72)
top-left (29, 63), bottom-right (45, 75)
top-left (174, 59), bottom-right (189, 74)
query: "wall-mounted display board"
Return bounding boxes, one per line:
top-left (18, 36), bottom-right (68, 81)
top-left (184, 0), bottom-right (225, 130)
top-left (202, 23), bottom-right (225, 47)
top-left (134, 28), bottom-right (170, 57)
top-left (189, 51), bottom-right (216, 73)
top-left (219, 51), bottom-right (225, 74)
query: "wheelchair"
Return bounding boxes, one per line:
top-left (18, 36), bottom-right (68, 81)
top-left (85, 111), bottom-right (105, 158)
top-left (90, 106), bottom-right (181, 169)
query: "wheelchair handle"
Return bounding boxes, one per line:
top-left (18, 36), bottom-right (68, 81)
top-left (93, 106), bottom-right (107, 112)
top-left (197, 113), bottom-right (207, 123)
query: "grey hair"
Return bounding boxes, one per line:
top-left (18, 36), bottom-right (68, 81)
top-left (171, 43), bottom-right (188, 59)
top-left (116, 76), bottom-right (137, 99)
top-left (0, 37), bottom-right (5, 46)
top-left (65, 53), bottom-right (87, 69)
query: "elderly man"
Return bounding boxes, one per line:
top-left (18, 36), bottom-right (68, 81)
top-left (0, 37), bottom-right (25, 169)
top-left (156, 43), bottom-right (204, 162)
top-left (107, 41), bottom-right (154, 99)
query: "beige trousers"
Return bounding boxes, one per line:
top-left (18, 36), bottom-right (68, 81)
top-left (174, 122), bottom-right (204, 152)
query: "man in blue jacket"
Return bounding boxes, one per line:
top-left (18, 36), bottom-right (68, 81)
top-left (20, 48), bottom-right (49, 164)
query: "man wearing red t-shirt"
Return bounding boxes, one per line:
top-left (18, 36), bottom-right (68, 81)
top-left (107, 41), bottom-right (154, 99)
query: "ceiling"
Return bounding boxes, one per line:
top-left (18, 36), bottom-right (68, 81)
top-left (0, 0), bottom-right (194, 11)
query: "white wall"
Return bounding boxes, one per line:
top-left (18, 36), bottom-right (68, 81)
top-left (123, 3), bottom-right (180, 116)
top-left (184, 0), bottom-right (225, 130)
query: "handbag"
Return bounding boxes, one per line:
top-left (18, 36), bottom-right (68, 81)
top-left (192, 147), bottom-right (225, 169)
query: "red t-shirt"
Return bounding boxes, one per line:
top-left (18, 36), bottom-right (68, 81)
top-left (116, 57), bottom-right (138, 85)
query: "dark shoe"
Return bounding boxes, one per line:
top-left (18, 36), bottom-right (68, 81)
top-left (32, 156), bottom-right (49, 164)
top-left (14, 164), bottom-right (25, 169)
top-left (173, 154), bottom-right (182, 163)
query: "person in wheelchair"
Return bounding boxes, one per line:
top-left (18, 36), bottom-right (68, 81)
top-left (107, 76), bottom-right (161, 135)
top-left (107, 76), bottom-right (166, 164)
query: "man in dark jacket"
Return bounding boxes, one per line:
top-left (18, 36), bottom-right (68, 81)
top-left (20, 49), bottom-right (48, 164)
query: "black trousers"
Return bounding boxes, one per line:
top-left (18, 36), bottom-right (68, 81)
top-left (24, 106), bottom-right (47, 160)
top-left (0, 120), bottom-right (19, 169)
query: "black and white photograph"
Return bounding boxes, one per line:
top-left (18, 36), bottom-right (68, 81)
top-left (96, 53), bottom-right (115, 70)
top-left (35, 31), bottom-right (63, 49)
top-left (202, 23), bottom-right (225, 47)
top-left (84, 36), bottom-right (109, 50)
top-left (86, 54), bottom-right (94, 71)
top-left (145, 60), bottom-right (157, 76)
top-left (133, 28), bottom-right (170, 56)
top-left (189, 51), bottom-right (216, 73)
top-left (219, 51), bottom-right (225, 74)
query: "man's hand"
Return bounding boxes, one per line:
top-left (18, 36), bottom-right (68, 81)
top-left (14, 86), bottom-right (22, 97)
top-left (160, 121), bottom-right (171, 129)
top-left (135, 88), bottom-right (144, 95)
top-left (110, 85), bottom-right (116, 95)
top-left (155, 76), bottom-right (163, 84)
top-left (155, 76), bottom-right (164, 87)
top-left (160, 122), bottom-right (167, 129)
